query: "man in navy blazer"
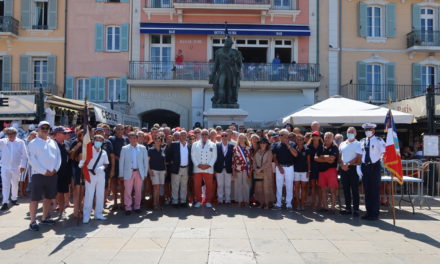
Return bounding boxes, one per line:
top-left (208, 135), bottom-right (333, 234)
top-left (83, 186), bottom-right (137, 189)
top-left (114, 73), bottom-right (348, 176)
top-left (166, 130), bottom-right (193, 207)
top-left (214, 132), bottom-right (235, 204)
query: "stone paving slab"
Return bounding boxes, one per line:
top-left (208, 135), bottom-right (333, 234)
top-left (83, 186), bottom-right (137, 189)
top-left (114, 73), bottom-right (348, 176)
top-left (0, 199), bottom-right (440, 263)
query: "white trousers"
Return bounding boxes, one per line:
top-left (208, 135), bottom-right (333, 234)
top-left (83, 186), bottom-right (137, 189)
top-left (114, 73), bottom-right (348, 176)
top-left (1, 168), bottom-right (20, 204)
top-left (83, 172), bottom-right (105, 222)
top-left (171, 167), bottom-right (188, 204)
top-left (216, 169), bottom-right (232, 202)
top-left (234, 170), bottom-right (249, 203)
top-left (275, 166), bottom-right (294, 207)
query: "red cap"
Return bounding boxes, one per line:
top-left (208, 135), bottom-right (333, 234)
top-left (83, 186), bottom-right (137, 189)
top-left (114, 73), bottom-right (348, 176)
top-left (312, 131), bottom-right (321, 136)
top-left (188, 130), bottom-right (194, 135)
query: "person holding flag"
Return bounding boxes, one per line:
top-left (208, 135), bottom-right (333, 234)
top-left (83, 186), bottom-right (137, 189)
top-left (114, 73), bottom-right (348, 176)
top-left (360, 123), bottom-right (386, 221)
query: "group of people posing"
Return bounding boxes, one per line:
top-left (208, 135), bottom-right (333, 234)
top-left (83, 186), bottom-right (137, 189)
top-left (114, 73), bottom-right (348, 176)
top-left (0, 120), bottom-right (386, 232)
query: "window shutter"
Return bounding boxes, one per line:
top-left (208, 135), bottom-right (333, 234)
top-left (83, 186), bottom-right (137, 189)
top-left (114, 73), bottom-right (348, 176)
top-left (357, 61), bottom-right (368, 101)
top-left (96, 0), bottom-right (105, 2)
top-left (2, 55), bottom-right (12, 91)
top-left (89, 77), bottom-right (97, 101)
top-left (358, 2), bottom-right (367, 37)
top-left (412, 63), bottom-right (422, 96)
top-left (65, 76), bottom-right (74, 99)
top-left (120, 24), bottom-right (130, 52)
top-left (120, 76), bottom-right (127, 102)
top-left (48, 0), bottom-right (58, 30)
top-left (412, 4), bottom-right (421, 30)
top-left (21, 0), bottom-right (31, 29)
top-left (386, 3), bottom-right (396, 38)
top-left (95, 24), bottom-right (104, 52)
top-left (19, 55), bottom-right (31, 89)
top-left (4, 0), bottom-right (14, 17)
top-left (385, 63), bottom-right (396, 101)
top-left (47, 55), bottom-right (56, 92)
top-left (97, 76), bottom-right (106, 102)
top-left (121, 0), bottom-right (129, 3)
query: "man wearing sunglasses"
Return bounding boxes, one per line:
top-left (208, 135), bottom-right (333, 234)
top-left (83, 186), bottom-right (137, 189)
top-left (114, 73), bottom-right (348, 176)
top-left (27, 121), bottom-right (61, 231)
top-left (0, 127), bottom-right (28, 212)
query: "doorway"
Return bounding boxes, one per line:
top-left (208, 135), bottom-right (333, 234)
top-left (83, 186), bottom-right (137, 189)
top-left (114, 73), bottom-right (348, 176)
top-left (274, 48), bottom-right (292, 63)
top-left (141, 109), bottom-right (180, 128)
top-left (238, 47), bottom-right (267, 63)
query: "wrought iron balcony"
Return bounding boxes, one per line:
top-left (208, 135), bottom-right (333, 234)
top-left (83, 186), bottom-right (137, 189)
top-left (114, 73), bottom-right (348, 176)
top-left (129, 61), bottom-right (319, 82)
top-left (0, 16), bottom-right (19, 36)
top-left (0, 83), bottom-right (55, 94)
top-left (340, 84), bottom-right (428, 103)
top-left (145, 0), bottom-right (297, 10)
top-left (407, 30), bottom-right (440, 49)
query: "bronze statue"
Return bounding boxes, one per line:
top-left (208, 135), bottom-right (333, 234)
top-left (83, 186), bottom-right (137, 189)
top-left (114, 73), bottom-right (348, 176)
top-left (209, 36), bottom-right (243, 108)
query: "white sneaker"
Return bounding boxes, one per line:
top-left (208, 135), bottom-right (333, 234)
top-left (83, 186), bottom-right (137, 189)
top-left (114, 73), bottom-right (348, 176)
top-left (205, 203), bottom-right (212, 208)
top-left (194, 202), bottom-right (202, 208)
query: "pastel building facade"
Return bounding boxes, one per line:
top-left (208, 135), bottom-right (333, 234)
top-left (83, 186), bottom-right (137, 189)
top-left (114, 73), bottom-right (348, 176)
top-left (129, 0), bottom-right (319, 128)
top-left (65, 0), bottom-right (130, 112)
top-left (0, 0), bottom-right (65, 95)
top-left (320, 0), bottom-right (440, 104)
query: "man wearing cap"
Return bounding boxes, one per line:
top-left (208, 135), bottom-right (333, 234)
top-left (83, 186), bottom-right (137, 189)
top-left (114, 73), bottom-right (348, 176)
top-left (0, 127), bottom-right (28, 211)
top-left (360, 123), bottom-right (386, 220)
top-left (27, 121), bottom-right (61, 231)
top-left (52, 126), bottom-right (72, 219)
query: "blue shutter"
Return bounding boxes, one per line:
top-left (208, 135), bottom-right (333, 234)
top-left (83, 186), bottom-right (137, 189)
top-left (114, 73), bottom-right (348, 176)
top-left (386, 3), bottom-right (396, 38)
top-left (120, 24), bottom-right (130, 52)
top-left (2, 55), bottom-right (12, 91)
top-left (358, 2), bottom-right (367, 37)
top-left (412, 63), bottom-right (422, 96)
top-left (4, 0), bottom-right (14, 17)
top-left (95, 24), bottom-right (104, 52)
top-left (19, 55), bottom-right (30, 89)
top-left (65, 76), bottom-right (74, 99)
top-left (96, 0), bottom-right (105, 2)
top-left (89, 77), bottom-right (97, 101)
top-left (47, 55), bottom-right (56, 92)
top-left (412, 4), bottom-right (421, 30)
top-left (357, 61), bottom-right (367, 101)
top-left (385, 63), bottom-right (396, 101)
top-left (48, 0), bottom-right (58, 30)
top-left (120, 76), bottom-right (127, 102)
top-left (97, 76), bottom-right (105, 102)
top-left (21, 0), bottom-right (31, 29)
top-left (121, 0), bottom-right (129, 3)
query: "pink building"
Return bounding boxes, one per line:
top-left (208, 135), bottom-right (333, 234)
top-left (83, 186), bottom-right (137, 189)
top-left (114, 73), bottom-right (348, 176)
top-left (129, 0), bottom-right (319, 128)
top-left (65, 0), bottom-right (130, 110)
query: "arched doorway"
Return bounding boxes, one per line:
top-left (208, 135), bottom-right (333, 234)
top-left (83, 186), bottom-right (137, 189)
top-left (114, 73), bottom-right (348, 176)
top-left (140, 109), bottom-right (180, 128)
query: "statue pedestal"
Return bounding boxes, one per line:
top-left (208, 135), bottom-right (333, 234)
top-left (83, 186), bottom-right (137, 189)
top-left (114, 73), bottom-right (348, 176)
top-left (203, 108), bottom-right (248, 128)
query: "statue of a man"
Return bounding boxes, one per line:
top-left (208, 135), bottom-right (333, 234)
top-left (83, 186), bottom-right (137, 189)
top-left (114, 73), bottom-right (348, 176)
top-left (209, 37), bottom-right (242, 108)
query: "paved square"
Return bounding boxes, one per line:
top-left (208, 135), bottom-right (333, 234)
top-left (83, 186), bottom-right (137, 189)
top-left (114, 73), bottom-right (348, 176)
top-left (0, 200), bottom-right (439, 264)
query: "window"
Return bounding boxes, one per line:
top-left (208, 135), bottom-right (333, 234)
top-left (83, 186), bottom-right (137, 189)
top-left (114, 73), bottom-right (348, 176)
top-left (150, 0), bottom-right (171, 8)
top-left (367, 6), bottom-right (382, 37)
top-left (33, 58), bottom-right (48, 88)
top-left (366, 64), bottom-right (383, 101)
top-left (108, 78), bottom-right (121, 101)
top-left (421, 65), bottom-right (435, 88)
top-left (33, 0), bottom-right (48, 30)
top-left (420, 8), bottom-right (435, 43)
top-left (273, 0), bottom-right (292, 10)
top-left (106, 26), bottom-right (120, 52)
top-left (0, 0), bottom-right (4, 17)
top-left (150, 34), bottom-right (172, 61)
top-left (77, 78), bottom-right (89, 100)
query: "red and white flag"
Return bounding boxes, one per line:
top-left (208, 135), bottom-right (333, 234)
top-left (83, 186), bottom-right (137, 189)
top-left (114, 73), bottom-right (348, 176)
top-left (81, 101), bottom-right (93, 183)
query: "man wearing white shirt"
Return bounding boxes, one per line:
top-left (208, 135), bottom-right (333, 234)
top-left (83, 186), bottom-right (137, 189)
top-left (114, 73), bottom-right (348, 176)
top-left (119, 132), bottom-right (149, 215)
top-left (79, 135), bottom-right (109, 224)
top-left (0, 127), bottom-right (28, 211)
top-left (339, 127), bottom-right (362, 217)
top-left (27, 121), bottom-right (61, 231)
top-left (191, 129), bottom-right (217, 208)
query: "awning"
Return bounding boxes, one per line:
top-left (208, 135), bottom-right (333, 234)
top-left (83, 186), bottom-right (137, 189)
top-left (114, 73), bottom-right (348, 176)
top-left (0, 95), bottom-right (36, 120)
top-left (140, 23), bottom-right (310, 36)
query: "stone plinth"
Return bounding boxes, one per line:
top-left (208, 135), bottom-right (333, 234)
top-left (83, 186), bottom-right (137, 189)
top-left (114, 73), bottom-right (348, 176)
top-left (203, 108), bottom-right (248, 128)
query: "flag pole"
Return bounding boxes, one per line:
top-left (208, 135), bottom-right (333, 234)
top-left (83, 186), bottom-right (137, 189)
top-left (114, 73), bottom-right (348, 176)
top-left (77, 97), bottom-right (87, 225)
top-left (388, 98), bottom-right (397, 226)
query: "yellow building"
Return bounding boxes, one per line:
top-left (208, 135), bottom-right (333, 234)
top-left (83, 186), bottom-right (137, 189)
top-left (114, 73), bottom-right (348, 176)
top-left (320, 0), bottom-right (440, 104)
top-left (0, 0), bottom-right (65, 96)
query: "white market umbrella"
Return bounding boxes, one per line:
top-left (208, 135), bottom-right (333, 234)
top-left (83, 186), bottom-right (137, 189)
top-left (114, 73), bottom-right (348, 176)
top-left (282, 95), bottom-right (415, 126)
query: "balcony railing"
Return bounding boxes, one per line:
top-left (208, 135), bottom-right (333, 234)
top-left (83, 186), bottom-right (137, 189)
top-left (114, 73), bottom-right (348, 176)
top-left (407, 30), bottom-right (440, 48)
top-left (340, 84), bottom-right (428, 103)
top-left (0, 83), bottom-right (55, 94)
top-left (0, 16), bottom-right (19, 35)
top-left (129, 61), bottom-right (319, 82)
top-left (146, 0), bottom-right (297, 9)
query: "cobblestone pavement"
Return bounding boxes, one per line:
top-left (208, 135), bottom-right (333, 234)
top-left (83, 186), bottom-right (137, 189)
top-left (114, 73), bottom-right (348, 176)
top-left (0, 199), bottom-right (439, 264)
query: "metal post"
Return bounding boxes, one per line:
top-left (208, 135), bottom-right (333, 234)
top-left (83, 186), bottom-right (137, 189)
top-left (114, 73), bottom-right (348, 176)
top-left (426, 85), bottom-right (435, 134)
top-left (36, 83), bottom-right (45, 122)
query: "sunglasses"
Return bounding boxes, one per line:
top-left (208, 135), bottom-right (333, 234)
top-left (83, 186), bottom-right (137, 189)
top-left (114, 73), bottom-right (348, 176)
top-left (221, 135), bottom-right (228, 137)
top-left (40, 126), bottom-right (50, 130)
top-left (201, 133), bottom-right (209, 136)
top-left (195, 131), bottom-right (201, 134)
